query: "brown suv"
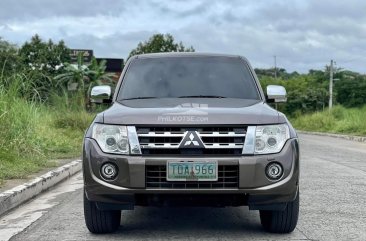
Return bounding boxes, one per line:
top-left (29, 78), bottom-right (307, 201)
top-left (83, 53), bottom-right (300, 234)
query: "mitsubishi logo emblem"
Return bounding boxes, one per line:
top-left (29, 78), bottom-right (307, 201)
top-left (185, 133), bottom-right (200, 146)
top-left (179, 131), bottom-right (204, 149)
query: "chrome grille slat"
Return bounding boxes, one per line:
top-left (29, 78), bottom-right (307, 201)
top-left (138, 132), bottom-right (185, 137)
top-left (203, 143), bottom-right (244, 149)
top-left (198, 132), bottom-right (246, 137)
top-left (140, 143), bottom-right (180, 149)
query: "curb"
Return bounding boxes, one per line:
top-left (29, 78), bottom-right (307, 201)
top-left (297, 130), bottom-right (366, 143)
top-left (0, 160), bottom-right (82, 217)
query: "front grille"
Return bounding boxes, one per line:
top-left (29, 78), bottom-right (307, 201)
top-left (137, 126), bottom-right (246, 155)
top-left (145, 165), bottom-right (239, 189)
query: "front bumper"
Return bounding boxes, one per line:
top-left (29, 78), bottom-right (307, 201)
top-left (83, 138), bottom-right (299, 209)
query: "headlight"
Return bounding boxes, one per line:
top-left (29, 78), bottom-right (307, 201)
top-left (92, 124), bottom-right (129, 154)
top-left (254, 124), bottom-right (290, 154)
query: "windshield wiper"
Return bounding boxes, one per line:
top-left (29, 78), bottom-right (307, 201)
top-left (121, 97), bottom-right (158, 101)
top-left (178, 95), bottom-right (227, 98)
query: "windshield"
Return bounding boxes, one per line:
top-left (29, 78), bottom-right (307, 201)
top-left (118, 56), bottom-right (260, 101)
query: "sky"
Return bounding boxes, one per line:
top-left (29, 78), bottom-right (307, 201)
top-left (0, 0), bottom-right (365, 73)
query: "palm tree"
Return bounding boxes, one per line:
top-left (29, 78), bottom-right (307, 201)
top-left (55, 54), bottom-right (116, 109)
top-left (54, 53), bottom-right (93, 93)
top-left (87, 57), bottom-right (116, 99)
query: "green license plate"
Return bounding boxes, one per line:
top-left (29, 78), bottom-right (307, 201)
top-left (166, 161), bottom-right (218, 181)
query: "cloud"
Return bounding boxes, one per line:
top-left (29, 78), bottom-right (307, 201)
top-left (0, 0), bottom-right (365, 72)
top-left (0, 0), bottom-right (125, 21)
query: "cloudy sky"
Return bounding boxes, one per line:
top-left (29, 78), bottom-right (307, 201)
top-left (0, 0), bottom-right (365, 73)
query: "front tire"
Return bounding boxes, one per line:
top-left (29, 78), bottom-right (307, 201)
top-left (259, 191), bottom-right (299, 233)
top-left (84, 192), bottom-right (121, 233)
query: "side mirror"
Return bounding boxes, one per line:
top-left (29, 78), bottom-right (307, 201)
top-left (91, 85), bottom-right (112, 104)
top-left (266, 85), bottom-right (287, 103)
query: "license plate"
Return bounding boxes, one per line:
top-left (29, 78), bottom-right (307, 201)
top-left (166, 161), bottom-right (218, 181)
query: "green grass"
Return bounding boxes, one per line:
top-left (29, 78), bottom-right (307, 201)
top-left (0, 83), bottom-right (94, 185)
top-left (291, 105), bottom-right (366, 136)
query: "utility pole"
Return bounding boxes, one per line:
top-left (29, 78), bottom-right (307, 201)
top-left (329, 59), bottom-right (334, 110)
top-left (274, 55), bottom-right (277, 79)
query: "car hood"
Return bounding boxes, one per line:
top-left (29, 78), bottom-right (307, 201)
top-left (102, 98), bottom-right (284, 125)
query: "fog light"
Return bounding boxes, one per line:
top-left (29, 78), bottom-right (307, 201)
top-left (265, 162), bottom-right (283, 180)
top-left (101, 163), bottom-right (118, 180)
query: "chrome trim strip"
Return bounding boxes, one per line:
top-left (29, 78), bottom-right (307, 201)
top-left (242, 126), bottom-right (256, 154)
top-left (127, 126), bottom-right (142, 155)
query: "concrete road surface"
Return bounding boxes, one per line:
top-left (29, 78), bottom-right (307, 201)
top-left (1, 134), bottom-right (366, 241)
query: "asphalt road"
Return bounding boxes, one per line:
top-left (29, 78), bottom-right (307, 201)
top-left (1, 134), bottom-right (366, 241)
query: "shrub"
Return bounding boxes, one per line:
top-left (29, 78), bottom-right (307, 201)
top-left (292, 105), bottom-right (366, 135)
top-left (0, 76), bottom-right (94, 183)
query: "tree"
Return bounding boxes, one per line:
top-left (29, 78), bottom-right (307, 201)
top-left (16, 35), bottom-right (71, 100)
top-left (259, 69), bottom-right (329, 115)
top-left (335, 73), bottom-right (366, 107)
top-left (128, 33), bottom-right (194, 59)
top-left (19, 34), bottom-right (70, 75)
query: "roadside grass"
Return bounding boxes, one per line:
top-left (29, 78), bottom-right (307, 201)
top-left (291, 105), bottom-right (366, 136)
top-left (0, 82), bottom-right (94, 185)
